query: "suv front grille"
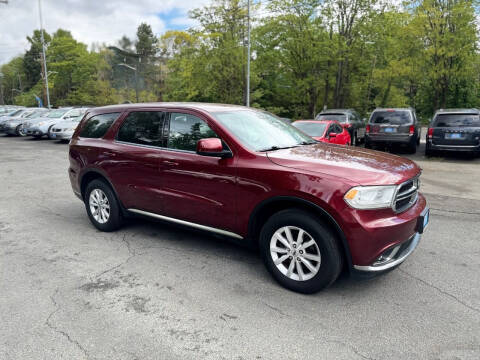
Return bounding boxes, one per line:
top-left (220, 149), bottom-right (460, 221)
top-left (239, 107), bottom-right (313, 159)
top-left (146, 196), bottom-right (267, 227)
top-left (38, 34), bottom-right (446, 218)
top-left (394, 177), bottom-right (419, 213)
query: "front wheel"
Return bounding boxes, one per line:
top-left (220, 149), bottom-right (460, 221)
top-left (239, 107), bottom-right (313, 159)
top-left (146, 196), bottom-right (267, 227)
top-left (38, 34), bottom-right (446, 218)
top-left (16, 124), bottom-right (26, 137)
top-left (84, 179), bottom-right (123, 232)
top-left (259, 209), bottom-right (343, 294)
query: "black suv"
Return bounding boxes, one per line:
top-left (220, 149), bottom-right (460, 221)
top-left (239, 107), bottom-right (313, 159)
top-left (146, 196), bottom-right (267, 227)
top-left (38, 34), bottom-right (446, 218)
top-left (426, 109), bottom-right (480, 156)
top-left (315, 109), bottom-right (365, 145)
top-left (365, 108), bottom-right (420, 153)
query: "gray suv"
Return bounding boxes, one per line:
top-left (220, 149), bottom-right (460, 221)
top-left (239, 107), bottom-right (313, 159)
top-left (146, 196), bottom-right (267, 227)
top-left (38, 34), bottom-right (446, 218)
top-left (315, 109), bottom-right (365, 145)
top-left (365, 108), bottom-right (420, 153)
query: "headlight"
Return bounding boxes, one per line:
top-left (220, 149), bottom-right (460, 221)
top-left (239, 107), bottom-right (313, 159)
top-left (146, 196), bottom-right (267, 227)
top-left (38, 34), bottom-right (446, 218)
top-left (344, 185), bottom-right (396, 210)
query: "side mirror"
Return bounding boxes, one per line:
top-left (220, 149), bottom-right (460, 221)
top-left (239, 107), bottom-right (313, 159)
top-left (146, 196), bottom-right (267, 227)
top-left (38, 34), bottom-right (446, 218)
top-left (196, 138), bottom-right (232, 158)
top-left (329, 132), bottom-right (337, 138)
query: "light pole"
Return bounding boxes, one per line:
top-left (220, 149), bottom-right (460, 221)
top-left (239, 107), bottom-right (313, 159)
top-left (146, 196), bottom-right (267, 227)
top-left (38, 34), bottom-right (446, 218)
top-left (38, 0), bottom-right (51, 108)
top-left (246, 0), bottom-right (251, 107)
top-left (116, 63), bottom-right (139, 103)
top-left (0, 73), bottom-right (4, 105)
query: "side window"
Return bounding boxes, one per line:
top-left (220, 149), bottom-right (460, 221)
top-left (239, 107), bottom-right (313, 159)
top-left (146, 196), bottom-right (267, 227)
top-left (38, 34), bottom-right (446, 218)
top-left (335, 124), bottom-right (343, 133)
top-left (117, 111), bottom-right (166, 147)
top-left (66, 109), bottom-right (82, 119)
top-left (167, 113), bottom-right (218, 152)
top-left (79, 113), bottom-right (120, 138)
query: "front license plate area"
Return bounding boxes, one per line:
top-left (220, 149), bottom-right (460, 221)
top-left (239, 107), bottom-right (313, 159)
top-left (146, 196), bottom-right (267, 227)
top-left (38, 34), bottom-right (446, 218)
top-left (416, 208), bottom-right (429, 234)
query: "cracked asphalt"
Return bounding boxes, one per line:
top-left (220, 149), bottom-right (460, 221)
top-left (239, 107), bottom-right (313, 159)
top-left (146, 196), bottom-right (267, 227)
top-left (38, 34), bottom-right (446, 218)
top-left (0, 135), bottom-right (479, 360)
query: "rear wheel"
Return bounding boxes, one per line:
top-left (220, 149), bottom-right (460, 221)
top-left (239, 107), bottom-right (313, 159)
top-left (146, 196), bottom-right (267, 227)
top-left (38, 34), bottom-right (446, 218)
top-left (84, 179), bottom-right (123, 232)
top-left (259, 209), bottom-right (343, 294)
top-left (407, 137), bottom-right (417, 154)
top-left (365, 139), bottom-right (372, 149)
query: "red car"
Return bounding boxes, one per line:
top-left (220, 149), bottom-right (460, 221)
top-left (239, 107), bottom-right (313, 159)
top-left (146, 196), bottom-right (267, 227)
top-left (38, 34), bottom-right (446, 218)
top-left (69, 103), bottom-right (429, 293)
top-left (292, 120), bottom-right (351, 145)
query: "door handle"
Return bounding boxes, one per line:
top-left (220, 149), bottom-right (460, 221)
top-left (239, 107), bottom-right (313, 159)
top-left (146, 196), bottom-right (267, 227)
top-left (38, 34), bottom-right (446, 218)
top-left (103, 151), bottom-right (116, 157)
top-left (162, 160), bottom-right (179, 166)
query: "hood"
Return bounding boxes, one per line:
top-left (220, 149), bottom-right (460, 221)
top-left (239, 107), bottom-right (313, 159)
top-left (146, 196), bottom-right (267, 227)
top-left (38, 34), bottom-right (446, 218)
top-left (266, 143), bottom-right (420, 186)
top-left (53, 120), bottom-right (79, 128)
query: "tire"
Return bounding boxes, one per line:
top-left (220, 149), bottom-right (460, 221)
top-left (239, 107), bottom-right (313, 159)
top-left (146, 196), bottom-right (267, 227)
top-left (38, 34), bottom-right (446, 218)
top-left (407, 138), bottom-right (417, 154)
top-left (259, 209), bottom-right (343, 294)
top-left (15, 124), bottom-right (26, 137)
top-left (365, 139), bottom-right (372, 149)
top-left (84, 179), bottom-right (123, 232)
top-left (47, 125), bottom-right (54, 139)
top-left (425, 144), bottom-right (434, 157)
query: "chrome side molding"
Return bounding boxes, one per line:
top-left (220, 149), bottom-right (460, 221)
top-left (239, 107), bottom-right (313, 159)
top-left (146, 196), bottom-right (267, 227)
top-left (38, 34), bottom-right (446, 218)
top-left (128, 208), bottom-right (243, 240)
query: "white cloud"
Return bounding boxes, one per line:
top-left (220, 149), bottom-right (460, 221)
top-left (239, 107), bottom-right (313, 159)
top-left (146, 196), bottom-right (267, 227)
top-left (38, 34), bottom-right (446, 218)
top-left (0, 0), bottom-right (209, 64)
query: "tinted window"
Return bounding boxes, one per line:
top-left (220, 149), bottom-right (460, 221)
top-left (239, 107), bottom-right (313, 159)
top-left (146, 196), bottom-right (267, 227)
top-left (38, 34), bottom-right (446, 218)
top-left (293, 122), bottom-right (327, 137)
top-left (168, 113), bottom-right (218, 151)
top-left (79, 113), bottom-right (120, 138)
top-left (315, 113), bottom-right (347, 123)
top-left (117, 111), bottom-right (166, 147)
top-left (433, 114), bottom-right (480, 128)
top-left (370, 110), bottom-right (412, 125)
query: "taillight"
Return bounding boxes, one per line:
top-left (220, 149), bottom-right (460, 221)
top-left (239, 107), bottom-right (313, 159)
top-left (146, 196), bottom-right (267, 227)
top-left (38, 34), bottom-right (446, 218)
top-left (427, 128), bottom-right (433, 139)
top-left (409, 125), bottom-right (415, 135)
top-left (366, 125), bottom-right (370, 134)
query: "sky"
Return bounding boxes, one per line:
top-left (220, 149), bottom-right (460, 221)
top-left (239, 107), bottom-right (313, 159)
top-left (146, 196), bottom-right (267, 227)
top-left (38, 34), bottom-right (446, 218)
top-left (0, 0), bottom-right (210, 64)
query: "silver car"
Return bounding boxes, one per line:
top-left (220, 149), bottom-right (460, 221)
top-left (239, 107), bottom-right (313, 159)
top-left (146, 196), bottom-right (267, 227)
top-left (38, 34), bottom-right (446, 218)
top-left (0, 108), bottom-right (42, 134)
top-left (2, 109), bottom-right (50, 136)
top-left (49, 115), bottom-right (85, 141)
top-left (25, 108), bottom-right (88, 138)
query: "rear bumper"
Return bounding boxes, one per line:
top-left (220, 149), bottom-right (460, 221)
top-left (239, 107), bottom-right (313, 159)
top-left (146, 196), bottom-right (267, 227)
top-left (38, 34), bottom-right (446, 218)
top-left (366, 134), bottom-right (413, 144)
top-left (427, 140), bottom-right (480, 152)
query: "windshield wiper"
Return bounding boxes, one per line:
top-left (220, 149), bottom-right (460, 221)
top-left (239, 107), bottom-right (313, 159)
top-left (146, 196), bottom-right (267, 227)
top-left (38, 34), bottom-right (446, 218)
top-left (259, 143), bottom-right (315, 152)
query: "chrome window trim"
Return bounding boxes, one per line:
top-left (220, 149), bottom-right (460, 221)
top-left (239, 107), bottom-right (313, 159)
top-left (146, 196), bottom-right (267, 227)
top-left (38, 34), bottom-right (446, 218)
top-left (128, 208), bottom-right (243, 240)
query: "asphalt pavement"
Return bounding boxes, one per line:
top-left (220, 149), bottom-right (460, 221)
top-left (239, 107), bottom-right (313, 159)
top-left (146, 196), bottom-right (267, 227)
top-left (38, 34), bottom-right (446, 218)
top-left (0, 135), bottom-right (479, 360)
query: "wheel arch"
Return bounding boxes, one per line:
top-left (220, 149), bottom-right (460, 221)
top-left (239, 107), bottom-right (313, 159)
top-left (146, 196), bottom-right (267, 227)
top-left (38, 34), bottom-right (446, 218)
top-left (248, 196), bottom-right (353, 272)
top-left (79, 169), bottom-right (126, 211)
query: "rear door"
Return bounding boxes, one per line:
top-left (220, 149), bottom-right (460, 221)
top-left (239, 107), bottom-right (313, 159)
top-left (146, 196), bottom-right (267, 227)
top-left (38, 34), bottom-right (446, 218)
top-left (431, 113), bottom-right (480, 146)
top-left (105, 110), bottom-right (167, 214)
top-left (160, 111), bottom-right (238, 232)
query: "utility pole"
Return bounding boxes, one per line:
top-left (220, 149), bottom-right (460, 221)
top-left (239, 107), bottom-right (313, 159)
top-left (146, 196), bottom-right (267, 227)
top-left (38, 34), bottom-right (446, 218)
top-left (38, 0), bottom-right (51, 108)
top-left (246, 0), bottom-right (251, 107)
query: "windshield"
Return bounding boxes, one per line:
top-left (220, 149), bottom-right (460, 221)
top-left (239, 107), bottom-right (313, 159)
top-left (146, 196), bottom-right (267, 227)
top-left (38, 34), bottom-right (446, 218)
top-left (315, 114), bottom-right (347, 123)
top-left (27, 110), bottom-right (47, 118)
top-left (214, 109), bottom-right (316, 151)
top-left (47, 109), bottom-right (69, 118)
top-left (8, 110), bottom-right (23, 117)
top-left (433, 114), bottom-right (480, 127)
top-left (292, 122), bottom-right (327, 137)
top-left (370, 110), bottom-right (412, 125)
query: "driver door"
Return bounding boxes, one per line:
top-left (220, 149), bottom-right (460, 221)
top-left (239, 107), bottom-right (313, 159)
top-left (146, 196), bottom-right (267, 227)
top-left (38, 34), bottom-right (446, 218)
top-left (160, 111), bottom-right (238, 233)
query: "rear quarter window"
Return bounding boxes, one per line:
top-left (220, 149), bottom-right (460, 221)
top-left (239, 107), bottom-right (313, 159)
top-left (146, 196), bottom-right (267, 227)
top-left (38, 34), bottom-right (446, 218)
top-left (79, 113), bottom-right (121, 138)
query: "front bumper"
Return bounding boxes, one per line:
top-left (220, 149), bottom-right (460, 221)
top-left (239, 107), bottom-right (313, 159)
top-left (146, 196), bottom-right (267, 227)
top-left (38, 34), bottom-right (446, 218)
top-left (353, 232), bottom-right (421, 272)
top-left (50, 130), bottom-right (74, 140)
top-left (26, 127), bottom-right (46, 137)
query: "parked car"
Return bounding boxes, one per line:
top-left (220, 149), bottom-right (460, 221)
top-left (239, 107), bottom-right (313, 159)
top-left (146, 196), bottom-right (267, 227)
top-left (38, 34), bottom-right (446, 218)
top-left (425, 109), bottom-right (480, 156)
top-left (24, 107), bottom-right (89, 138)
top-left (1, 108), bottom-right (50, 136)
top-left (365, 108), bottom-right (421, 153)
top-left (292, 120), bottom-right (351, 145)
top-left (0, 108), bottom-right (43, 134)
top-left (69, 103), bottom-right (428, 294)
top-left (50, 114), bottom-right (86, 141)
top-left (0, 108), bottom-right (31, 125)
top-left (315, 109), bottom-right (365, 145)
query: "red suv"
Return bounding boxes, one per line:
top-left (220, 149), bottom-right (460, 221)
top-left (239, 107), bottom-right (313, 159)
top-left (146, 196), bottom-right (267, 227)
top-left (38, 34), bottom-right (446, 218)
top-left (69, 103), bottom-right (429, 293)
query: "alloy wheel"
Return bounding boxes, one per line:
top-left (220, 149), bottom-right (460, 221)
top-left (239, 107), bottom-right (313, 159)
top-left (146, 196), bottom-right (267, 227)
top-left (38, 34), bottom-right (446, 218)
top-left (270, 226), bottom-right (321, 281)
top-left (89, 189), bottom-right (110, 224)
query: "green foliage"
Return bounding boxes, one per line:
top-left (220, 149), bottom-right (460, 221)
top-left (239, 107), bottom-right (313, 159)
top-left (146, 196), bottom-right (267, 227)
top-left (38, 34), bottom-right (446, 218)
top-left (1, 0), bottom-right (479, 121)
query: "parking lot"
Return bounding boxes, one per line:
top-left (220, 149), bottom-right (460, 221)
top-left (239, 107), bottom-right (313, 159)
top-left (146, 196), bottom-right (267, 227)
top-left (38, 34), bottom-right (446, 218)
top-left (0, 134), bottom-right (479, 360)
